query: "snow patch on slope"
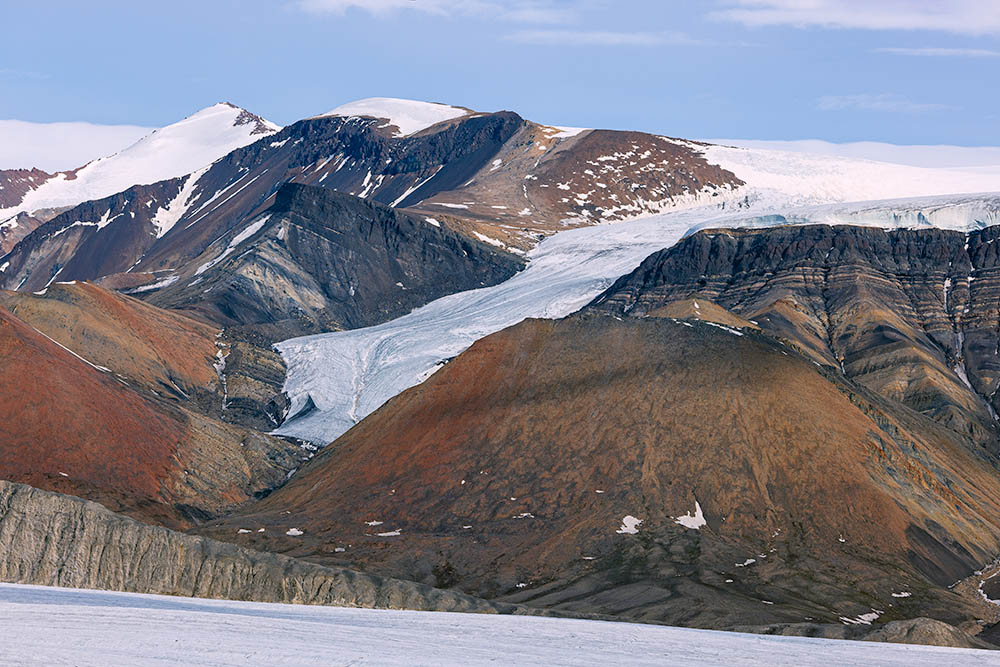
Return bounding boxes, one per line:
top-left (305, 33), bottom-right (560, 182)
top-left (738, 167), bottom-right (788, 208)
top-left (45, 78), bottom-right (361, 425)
top-left (195, 214), bottom-right (271, 276)
top-left (316, 98), bottom-right (470, 137)
top-left (674, 501), bottom-right (707, 530)
top-left (150, 165), bottom-right (209, 238)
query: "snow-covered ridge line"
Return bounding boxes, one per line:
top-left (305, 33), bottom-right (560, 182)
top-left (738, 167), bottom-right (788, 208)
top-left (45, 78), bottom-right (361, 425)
top-left (0, 103), bottom-right (279, 221)
top-left (705, 138), bottom-right (1000, 170)
top-left (274, 193), bottom-right (1000, 446)
top-left (313, 98), bottom-right (471, 137)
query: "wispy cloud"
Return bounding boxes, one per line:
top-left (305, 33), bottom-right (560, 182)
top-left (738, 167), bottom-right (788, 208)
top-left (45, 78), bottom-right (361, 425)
top-left (298, 0), bottom-right (484, 15)
top-left (874, 47), bottom-right (1000, 57)
top-left (504, 29), bottom-right (699, 46)
top-left (817, 93), bottom-right (957, 113)
top-left (713, 0), bottom-right (1000, 35)
top-left (0, 68), bottom-right (50, 80)
top-left (297, 0), bottom-right (575, 22)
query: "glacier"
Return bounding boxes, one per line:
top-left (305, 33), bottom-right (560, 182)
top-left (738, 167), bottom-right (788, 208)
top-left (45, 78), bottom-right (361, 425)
top-left (275, 189), bottom-right (1000, 446)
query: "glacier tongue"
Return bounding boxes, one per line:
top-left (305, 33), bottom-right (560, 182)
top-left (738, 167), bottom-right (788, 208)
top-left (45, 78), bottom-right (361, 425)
top-left (275, 192), bottom-right (1000, 446)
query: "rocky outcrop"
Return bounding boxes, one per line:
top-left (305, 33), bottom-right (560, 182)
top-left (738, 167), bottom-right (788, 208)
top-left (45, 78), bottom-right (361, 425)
top-left (589, 224), bottom-right (1000, 458)
top-left (214, 335), bottom-right (290, 431)
top-left (0, 168), bottom-right (52, 210)
top-left (145, 183), bottom-right (525, 341)
top-left (0, 211), bottom-right (47, 255)
top-left (0, 480), bottom-right (514, 614)
top-left (201, 313), bottom-right (1000, 630)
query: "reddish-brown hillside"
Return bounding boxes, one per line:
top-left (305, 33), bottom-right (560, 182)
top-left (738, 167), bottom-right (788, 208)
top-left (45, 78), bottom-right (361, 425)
top-left (205, 314), bottom-right (1000, 629)
top-left (0, 303), bottom-right (300, 527)
top-left (0, 281), bottom-right (219, 401)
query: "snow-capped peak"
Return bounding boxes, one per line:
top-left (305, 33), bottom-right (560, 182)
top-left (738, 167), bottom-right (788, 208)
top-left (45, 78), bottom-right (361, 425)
top-left (315, 98), bottom-right (471, 137)
top-left (0, 103), bottom-right (281, 221)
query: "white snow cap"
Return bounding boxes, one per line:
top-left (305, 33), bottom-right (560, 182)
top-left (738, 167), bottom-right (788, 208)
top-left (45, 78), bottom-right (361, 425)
top-left (316, 98), bottom-right (471, 137)
top-left (0, 103), bottom-right (280, 221)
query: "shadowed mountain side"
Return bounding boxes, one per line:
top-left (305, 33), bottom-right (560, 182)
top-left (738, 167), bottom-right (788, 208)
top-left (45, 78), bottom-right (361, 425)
top-left (145, 184), bottom-right (525, 342)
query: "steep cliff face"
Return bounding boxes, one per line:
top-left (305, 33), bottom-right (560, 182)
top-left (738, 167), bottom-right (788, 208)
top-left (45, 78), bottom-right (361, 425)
top-left (0, 480), bottom-right (513, 614)
top-left (590, 224), bottom-right (1000, 457)
top-left (202, 314), bottom-right (1000, 630)
top-left (145, 183), bottom-right (525, 341)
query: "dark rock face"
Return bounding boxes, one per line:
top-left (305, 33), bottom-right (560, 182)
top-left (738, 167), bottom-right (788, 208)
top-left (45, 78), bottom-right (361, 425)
top-left (145, 183), bottom-right (525, 341)
top-left (0, 179), bottom-right (185, 291)
top-left (201, 314), bottom-right (1000, 630)
top-left (0, 480), bottom-right (517, 614)
top-left (590, 224), bottom-right (1000, 458)
top-left (0, 109), bottom-right (746, 291)
top-left (215, 335), bottom-right (290, 431)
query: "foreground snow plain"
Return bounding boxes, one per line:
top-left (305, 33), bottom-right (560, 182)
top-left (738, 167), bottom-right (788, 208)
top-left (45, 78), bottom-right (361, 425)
top-left (0, 584), bottom-right (994, 667)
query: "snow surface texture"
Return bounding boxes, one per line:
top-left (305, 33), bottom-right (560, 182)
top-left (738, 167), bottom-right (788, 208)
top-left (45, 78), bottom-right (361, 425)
top-left (275, 191), bottom-right (1000, 446)
top-left (701, 143), bottom-right (1000, 208)
top-left (316, 98), bottom-right (471, 137)
top-left (0, 584), bottom-right (994, 667)
top-left (0, 104), bottom-right (279, 221)
top-left (706, 139), bottom-right (1000, 172)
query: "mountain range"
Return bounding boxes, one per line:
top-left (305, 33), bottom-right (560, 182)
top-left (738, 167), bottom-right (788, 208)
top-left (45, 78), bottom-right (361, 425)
top-left (2, 96), bottom-right (1000, 650)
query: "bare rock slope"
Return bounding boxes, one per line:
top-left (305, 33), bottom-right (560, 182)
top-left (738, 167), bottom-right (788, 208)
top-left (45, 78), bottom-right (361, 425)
top-left (0, 292), bottom-right (299, 528)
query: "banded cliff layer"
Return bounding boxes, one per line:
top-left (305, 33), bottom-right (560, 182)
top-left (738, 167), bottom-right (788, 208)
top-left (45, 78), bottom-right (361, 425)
top-left (589, 224), bottom-right (1000, 457)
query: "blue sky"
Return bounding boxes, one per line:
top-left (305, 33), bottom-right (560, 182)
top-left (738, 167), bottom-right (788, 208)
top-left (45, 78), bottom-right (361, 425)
top-left (1, 0), bottom-right (997, 146)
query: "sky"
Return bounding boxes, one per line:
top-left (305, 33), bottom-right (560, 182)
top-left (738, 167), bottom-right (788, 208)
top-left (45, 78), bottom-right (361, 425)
top-left (1, 0), bottom-right (998, 170)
